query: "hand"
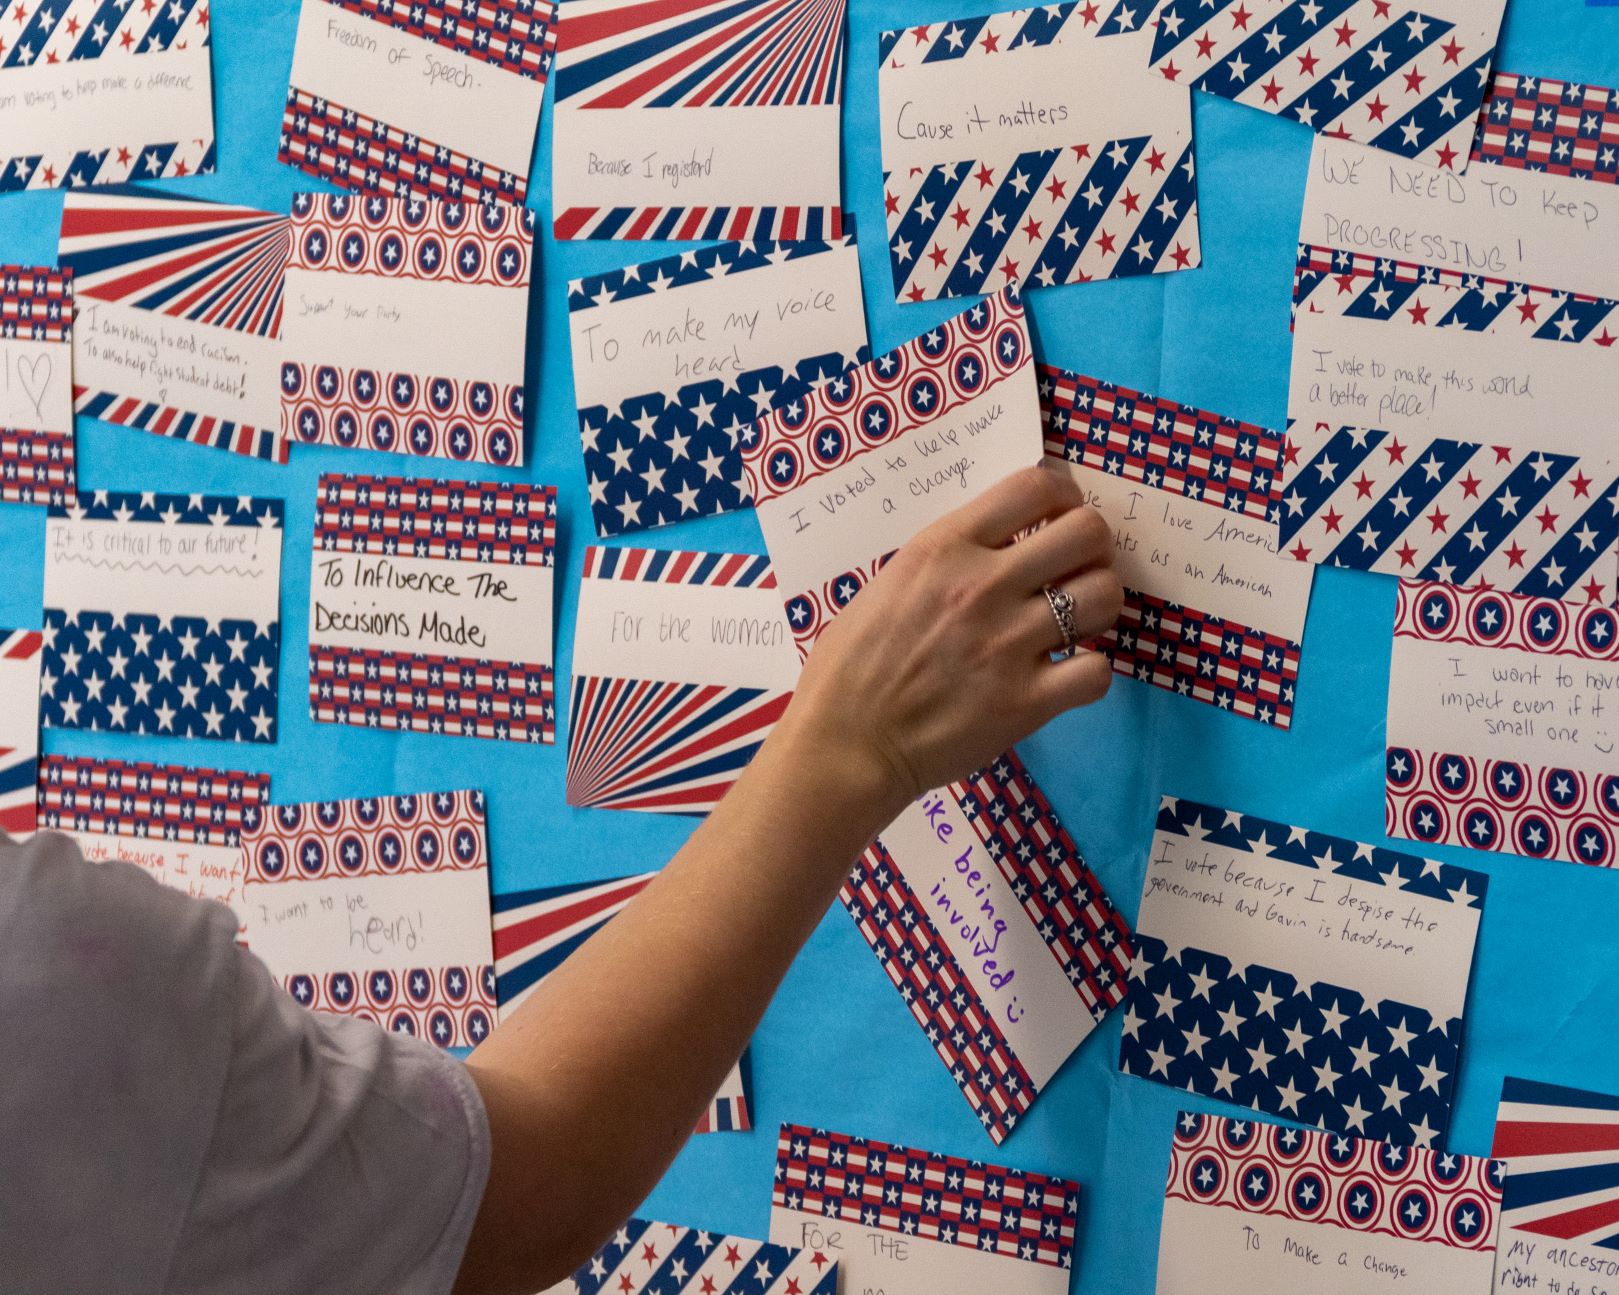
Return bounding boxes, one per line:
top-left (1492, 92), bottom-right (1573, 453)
top-left (780, 463), bottom-right (1123, 822)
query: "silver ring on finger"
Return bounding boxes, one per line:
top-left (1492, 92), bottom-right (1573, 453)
top-left (1042, 585), bottom-right (1080, 654)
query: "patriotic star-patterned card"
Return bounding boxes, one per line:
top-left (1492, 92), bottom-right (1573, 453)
top-left (1473, 73), bottom-right (1619, 187)
top-left (309, 473), bottom-right (556, 743)
top-left (1280, 127), bottom-right (1619, 601)
top-left (280, 193), bottom-right (532, 468)
top-left (493, 873), bottom-right (751, 1133)
top-left (1144, 0), bottom-right (1508, 171)
top-left (0, 629), bottom-right (44, 836)
top-left (1490, 1076), bottom-right (1619, 1289)
top-left (36, 755), bottom-right (270, 919)
top-left (843, 750), bottom-right (1133, 1144)
top-left (742, 286), bottom-right (1040, 657)
top-left (541, 1217), bottom-right (837, 1295)
top-left (1041, 365), bottom-right (1315, 728)
top-left (770, 1123), bottom-right (1080, 1292)
top-left (567, 545), bottom-right (798, 815)
top-left (1, 266), bottom-right (75, 507)
top-left (0, 0), bottom-right (214, 193)
top-left (549, 0), bottom-right (848, 242)
top-left (1157, 1111), bottom-right (1503, 1293)
top-left (568, 236), bottom-right (868, 538)
top-left (240, 790), bottom-right (496, 1048)
top-left (879, 4), bottom-right (1199, 303)
top-left (279, 0), bottom-right (554, 203)
top-left (1385, 579), bottom-right (1619, 868)
top-left (1122, 797), bottom-right (1487, 1149)
top-left (41, 491), bottom-right (284, 743)
top-left (58, 192), bottom-right (290, 463)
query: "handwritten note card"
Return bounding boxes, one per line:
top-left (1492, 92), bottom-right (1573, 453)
top-left (1491, 1076), bottom-right (1619, 1291)
top-left (1, 266), bottom-right (75, 506)
top-left (42, 491), bottom-right (284, 743)
top-left (568, 546), bottom-right (797, 816)
top-left (879, 4), bottom-right (1198, 301)
top-left (550, 0), bottom-right (847, 241)
top-left (567, 235), bottom-right (869, 538)
top-left (241, 790), bottom-right (495, 1048)
top-left (281, 193), bottom-right (532, 467)
top-left (0, 0), bottom-right (215, 193)
top-left (1122, 797), bottom-right (1487, 1148)
top-left (1042, 366), bottom-right (1314, 727)
top-left (280, 0), bottom-right (554, 202)
top-left (1385, 579), bottom-right (1619, 868)
top-left (844, 750), bottom-right (1132, 1143)
top-left (309, 473), bottom-right (556, 743)
top-left (1145, 0), bottom-right (1508, 171)
top-left (493, 873), bottom-right (750, 1134)
top-left (770, 1123), bottom-right (1079, 1293)
top-left (37, 755), bottom-right (271, 920)
top-left (1157, 1111), bottom-right (1502, 1294)
top-left (0, 630), bottom-right (44, 836)
top-left (743, 285), bottom-right (1042, 656)
top-left (542, 1218), bottom-right (837, 1295)
top-left (1280, 111), bottom-right (1619, 601)
top-left (58, 192), bottom-right (289, 463)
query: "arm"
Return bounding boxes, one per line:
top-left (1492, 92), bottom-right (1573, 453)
top-left (456, 465), bottom-right (1124, 1295)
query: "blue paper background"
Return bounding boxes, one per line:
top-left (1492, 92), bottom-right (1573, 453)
top-left (1, 2), bottom-right (1617, 1288)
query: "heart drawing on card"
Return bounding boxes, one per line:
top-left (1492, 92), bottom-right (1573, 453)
top-left (16, 351), bottom-right (52, 421)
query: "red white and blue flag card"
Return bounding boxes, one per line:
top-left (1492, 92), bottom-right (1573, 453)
top-left (1, 266), bottom-right (75, 507)
top-left (41, 491), bottom-right (284, 743)
top-left (1122, 797), bottom-right (1487, 1149)
top-left (492, 872), bottom-right (751, 1133)
top-left (0, 629), bottom-right (44, 836)
top-left (1491, 1076), bottom-right (1619, 1285)
top-left (279, 0), bottom-right (554, 203)
top-left (770, 1122), bottom-right (1080, 1290)
top-left (58, 192), bottom-right (290, 463)
top-left (280, 193), bottom-right (532, 468)
top-left (309, 473), bottom-right (556, 743)
top-left (567, 545), bottom-right (798, 815)
top-left (1041, 365), bottom-right (1314, 728)
top-left (568, 235), bottom-right (868, 539)
top-left (842, 750), bottom-right (1133, 1144)
top-left (1474, 73), bottom-right (1619, 186)
top-left (240, 790), bottom-right (496, 1049)
top-left (1279, 130), bottom-right (1619, 601)
top-left (0, 0), bottom-right (215, 193)
top-left (1385, 579), bottom-right (1619, 868)
top-left (549, 0), bottom-right (848, 242)
top-left (879, 4), bottom-right (1198, 303)
top-left (541, 1217), bottom-right (837, 1295)
top-left (1157, 1111), bottom-right (1503, 1293)
top-left (36, 755), bottom-right (271, 918)
top-left (743, 286), bottom-right (1041, 659)
top-left (1143, 0), bottom-right (1508, 172)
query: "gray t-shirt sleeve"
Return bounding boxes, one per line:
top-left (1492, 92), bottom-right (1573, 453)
top-left (0, 831), bottom-right (491, 1295)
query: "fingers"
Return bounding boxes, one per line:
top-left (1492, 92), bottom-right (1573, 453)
top-left (1029, 649), bottom-right (1114, 721)
top-left (1003, 501), bottom-right (1113, 591)
top-left (950, 463), bottom-right (1086, 549)
top-left (1008, 566), bottom-right (1125, 654)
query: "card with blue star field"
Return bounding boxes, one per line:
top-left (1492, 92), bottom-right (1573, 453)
top-left (240, 789), bottom-right (497, 1049)
top-left (770, 1122), bottom-right (1081, 1292)
top-left (1474, 72), bottom-right (1619, 184)
top-left (1122, 797), bottom-right (1487, 1150)
top-left (1041, 364), bottom-right (1315, 728)
top-left (0, 0), bottom-right (215, 194)
top-left (1144, 0), bottom-right (1508, 172)
top-left (1491, 1076), bottom-right (1619, 1285)
top-left (878, 2), bottom-right (1199, 302)
top-left (41, 490), bottom-right (283, 743)
top-left (541, 1216), bottom-right (837, 1295)
top-left (280, 192), bottom-right (533, 468)
top-left (1281, 127), bottom-right (1619, 601)
top-left (1386, 579), bottom-right (1619, 868)
top-left (0, 264), bottom-right (75, 506)
top-left (0, 628), bottom-right (43, 836)
top-left (549, 0), bottom-right (848, 243)
top-left (567, 234), bottom-right (869, 538)
top-left (843, 749), bottom-right (1133, 1145)
top-left (1156, 1111), bottom-right (1503, 1293)
top-left (492, 871), bottom-right (751, 1134)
